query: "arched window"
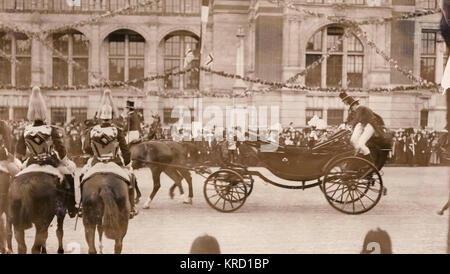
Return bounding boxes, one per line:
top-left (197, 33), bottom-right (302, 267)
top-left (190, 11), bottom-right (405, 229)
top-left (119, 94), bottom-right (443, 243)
top-left (305, 25), bottom-right (364, 88)
top-left (53, 31), bottom-right (89, 87)
top-left (107, 29), bottom-right (145, 87)
top-left (163, 31), bottom-right (199, 89)
top-left (0, 32), bottom-right (31, 87)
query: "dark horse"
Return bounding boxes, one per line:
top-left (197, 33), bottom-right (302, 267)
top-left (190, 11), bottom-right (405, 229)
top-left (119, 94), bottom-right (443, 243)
top-left (0, 171), bottom-right (12, 254)
top-left (130, 140), bottom-right (193, 209)
top-left (82, 173), bottom-right (130, 254)
top-left (9, 172), bottom-right (67, 254)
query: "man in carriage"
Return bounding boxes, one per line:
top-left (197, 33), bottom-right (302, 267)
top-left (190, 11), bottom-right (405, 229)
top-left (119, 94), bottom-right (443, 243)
top-left (339, 91), bottom-right (391, 164)
top-left (79, 90), bottom-right (138, 218)
top-left (14, 86), bottom-right (78, 218)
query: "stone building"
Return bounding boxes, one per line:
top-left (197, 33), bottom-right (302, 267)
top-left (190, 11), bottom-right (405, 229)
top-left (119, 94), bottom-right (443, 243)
top-left (0, 0), bottom-right (446, 130)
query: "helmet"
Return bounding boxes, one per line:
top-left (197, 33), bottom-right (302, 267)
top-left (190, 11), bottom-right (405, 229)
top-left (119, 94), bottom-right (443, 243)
top-left (99, 104), bottom-right (113, 120)
top-left (27, 86), bottom-right (48, 122)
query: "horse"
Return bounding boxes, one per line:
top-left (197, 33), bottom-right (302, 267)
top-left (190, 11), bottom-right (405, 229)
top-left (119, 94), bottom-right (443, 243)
top-left (9, 172), bottom-right (67, 254)
top-left (0, 171), bottom-right (12, 254)
top-left (81, 173), bottom-right (130, 254)
top-left (130, 140), bottom-right (193, 209)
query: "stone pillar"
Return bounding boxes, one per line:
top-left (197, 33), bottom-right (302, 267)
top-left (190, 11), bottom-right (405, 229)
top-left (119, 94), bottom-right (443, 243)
top-left (147, 24), bottom-right (159, 91)
top-left (9, 106), bottom-right (13, 121)
top-left (31, 38), bottom-right (41, 86)
top-left (90, 25), bottom-right (101, 85)
top-left (66, 106), bottom-right (72, 124)
top-left (233, 26), bottom-right (247, 90)
top-left (436, 41), bottom-right (445, 84)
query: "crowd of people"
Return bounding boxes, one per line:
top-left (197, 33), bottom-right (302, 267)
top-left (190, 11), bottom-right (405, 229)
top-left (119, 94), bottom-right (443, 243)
top-left (3, 117), bottom-right (449, 168)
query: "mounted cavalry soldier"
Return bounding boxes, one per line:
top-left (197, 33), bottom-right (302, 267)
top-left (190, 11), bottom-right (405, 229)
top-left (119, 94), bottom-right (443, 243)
top-left (339, 91), bottom-right (390, 164)
top-left (0, 120), bottom-right (21, 177)
top-left (15, 86), bottom-right (78, 218)
top-left (80, 90), bottom-right (138, 218)
top-left (124, 100), bottom-right (143, 144)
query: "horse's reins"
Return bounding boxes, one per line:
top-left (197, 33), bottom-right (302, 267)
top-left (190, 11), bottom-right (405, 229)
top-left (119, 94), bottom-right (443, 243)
top-left (133, 158), bottom-right (211, 179)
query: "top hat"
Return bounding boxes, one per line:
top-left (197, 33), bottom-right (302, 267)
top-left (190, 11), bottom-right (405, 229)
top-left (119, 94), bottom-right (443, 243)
top-left (126, 100), bottom-right (135, 109)
top-left (339, 92), bottom-right (359, 107)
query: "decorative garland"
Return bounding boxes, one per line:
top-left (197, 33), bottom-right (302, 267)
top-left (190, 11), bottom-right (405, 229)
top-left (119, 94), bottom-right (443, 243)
top-left (285, 27), bottom-right (347, 85)
top-left (268, 0), bottom-right (442, 26)
top-left (41, 0), bottom-right (161, 36)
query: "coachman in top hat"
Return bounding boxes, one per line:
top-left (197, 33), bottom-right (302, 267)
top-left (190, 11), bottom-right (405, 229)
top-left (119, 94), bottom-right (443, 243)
top-left (124, 100), bottom-right (143, 144)
top-left (339, 91), bottom-right (387, 162)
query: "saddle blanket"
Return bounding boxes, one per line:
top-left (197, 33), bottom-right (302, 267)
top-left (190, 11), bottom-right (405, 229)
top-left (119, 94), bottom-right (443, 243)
top-left (0, 159), bottom-right (23, 175)
top-left (15, 164), bottom-right (64, 182)
top-left (82, 162), bottom-right (131, 183)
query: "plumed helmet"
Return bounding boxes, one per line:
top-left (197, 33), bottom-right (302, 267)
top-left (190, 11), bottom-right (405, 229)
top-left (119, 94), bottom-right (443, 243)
top-left (27, 86), bottom-right (48, 122)
top-left (99, 104), bottom-right (113, 120)
top-left (339, 91), bottom-right (359, 107)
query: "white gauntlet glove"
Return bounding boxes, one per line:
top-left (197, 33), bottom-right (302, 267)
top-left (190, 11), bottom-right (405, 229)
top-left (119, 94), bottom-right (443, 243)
top-left (61, 156), bottom-right (76, 174)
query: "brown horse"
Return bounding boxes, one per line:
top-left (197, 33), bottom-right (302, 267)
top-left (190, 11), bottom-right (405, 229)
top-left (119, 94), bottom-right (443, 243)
top-left (0, 171), bottom-right (12, 254)
top-left (130, 140), bottom-right (193, 209)
top-left (82, 173), bottom-right (130, 254)
top-left (9, 172), bottom-right (67, 254)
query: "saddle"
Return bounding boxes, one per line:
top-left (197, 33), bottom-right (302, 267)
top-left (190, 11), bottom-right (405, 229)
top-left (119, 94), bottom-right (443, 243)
top-left (81, 161), bottom-right (131, 185)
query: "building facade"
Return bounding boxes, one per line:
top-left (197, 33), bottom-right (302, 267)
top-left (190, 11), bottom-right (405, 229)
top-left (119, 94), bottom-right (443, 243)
top-left (0, 0), bottom-right (447, 129)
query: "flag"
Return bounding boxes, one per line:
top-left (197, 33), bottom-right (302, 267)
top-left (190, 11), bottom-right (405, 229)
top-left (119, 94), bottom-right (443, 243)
top-left (184, 48), bottom-right (194, 68)
top-left (204, 53), bottom-right (214, 67)
top-left (201, 0), bottom-right (210, 24)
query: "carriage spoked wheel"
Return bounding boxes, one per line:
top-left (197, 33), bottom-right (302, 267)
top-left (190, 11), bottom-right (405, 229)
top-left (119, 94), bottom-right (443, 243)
top-left (203, 169), bottom-right (248, 213)
top-left (322, 156), bottom-right (383, 215)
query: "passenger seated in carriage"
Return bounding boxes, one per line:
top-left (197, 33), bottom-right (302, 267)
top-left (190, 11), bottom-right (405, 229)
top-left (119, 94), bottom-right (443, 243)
top-left (15, 86), bottom-right (78, 218)
top-left (339, 91), bottom-right (390, 163)
top-left (79, 90), bottom-right (138, 218)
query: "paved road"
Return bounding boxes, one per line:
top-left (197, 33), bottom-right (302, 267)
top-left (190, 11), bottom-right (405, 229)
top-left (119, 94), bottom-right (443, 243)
top-left (9, 166), bottom-right (450, 254)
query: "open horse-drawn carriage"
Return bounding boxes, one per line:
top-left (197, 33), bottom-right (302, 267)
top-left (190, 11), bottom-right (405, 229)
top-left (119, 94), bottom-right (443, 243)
top-left (203, 129), bottom-right (391, 215)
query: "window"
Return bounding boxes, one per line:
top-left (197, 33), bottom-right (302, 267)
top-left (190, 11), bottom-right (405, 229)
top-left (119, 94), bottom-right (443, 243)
top-left (163, 107), bottom-right (194, 124)
top-left (305, 25), bottom-right (364, 88)
top-left (108, 30), bottom-right (145, 88)
top-left (305, 108), bottom-right (323, 125)
top-left (53, 31), bottom-right (89, 87)
top-left (0, 32), bottom-right (31, 88)
top-left (420, 109), bottom-right (429, 128)
top-left (164, 31), bottom-right (199, 89)
top-left (71, 107), bottom-right (87, 123)
top-left (418, 0), bottom-right (437, 9)
top-left (164, 0), bottom-right (200, 14)
top-left (13, 107), bottom-right (27, 121)
top-left (0, 107), bottom-right (8, 120)
top-left (420, 30), bottom-right (437, 83)
top-left (327, 109), bottom-right (344, 126)
top-left (51, 107), bottom-right (67, 125)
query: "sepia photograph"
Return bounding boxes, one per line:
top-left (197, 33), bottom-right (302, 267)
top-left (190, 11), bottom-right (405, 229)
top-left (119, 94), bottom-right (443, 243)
top-left (0, 0), bottom-right (449, 260)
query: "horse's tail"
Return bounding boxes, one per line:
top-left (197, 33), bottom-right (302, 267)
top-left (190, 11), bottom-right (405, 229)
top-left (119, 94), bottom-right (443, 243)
top-left (99, 185), bottom-right (121, 239)
top-left (10, 181), bottom-right (33, 230)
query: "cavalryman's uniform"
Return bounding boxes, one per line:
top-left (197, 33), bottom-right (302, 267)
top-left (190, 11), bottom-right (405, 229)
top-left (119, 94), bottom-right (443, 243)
top-left (124, 100), bottom-right (143, 144)
top-left (80, 90), bottom-right (138, 218)
top-left (16, 86), bottom-right (77, 218)
top-left (0, 120), bottom-right (21, 176)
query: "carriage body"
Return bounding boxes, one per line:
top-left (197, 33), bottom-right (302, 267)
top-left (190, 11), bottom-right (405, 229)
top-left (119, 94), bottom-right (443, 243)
top-left (203, 129), bottom-right (391, 214)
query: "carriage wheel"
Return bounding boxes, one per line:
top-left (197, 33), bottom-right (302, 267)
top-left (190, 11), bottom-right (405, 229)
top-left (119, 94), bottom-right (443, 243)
top-left (203, 169), bottom-right (248, 213)
top-left (322, 156), bottom-right (383, 215)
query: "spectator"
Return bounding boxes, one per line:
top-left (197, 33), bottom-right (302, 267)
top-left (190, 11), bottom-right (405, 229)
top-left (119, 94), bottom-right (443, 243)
top-left (190, 234), bottom-right (221, 254)
top-left (360, 228), bottom-right (393, 254)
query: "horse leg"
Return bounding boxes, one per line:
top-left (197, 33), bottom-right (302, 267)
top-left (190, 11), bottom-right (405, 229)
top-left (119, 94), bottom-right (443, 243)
top-left (178, 169), bottom-right (193, 204)
top-left (164, 167), bottom-right (184, 199)
top-left (143, 167), bottom-right (162, 209)
top-left (135, 180), bottom-right (142, 204)
top-left (32, 224), bottom-right (48, 254)
top-left (84, 224), bottom-right (97, 254)
top-left (6, 215), bottom-right (12, 252)
top-left (56, 214), bottom-right (65, 254)
top-left (14, 227), bottom-right (26, 254)
top-left (0, 213), bottom-right (6, 254)
top-left (98, 224), bottom-right (104, 254)
top-left (114, 237), bottom-right (123, 254)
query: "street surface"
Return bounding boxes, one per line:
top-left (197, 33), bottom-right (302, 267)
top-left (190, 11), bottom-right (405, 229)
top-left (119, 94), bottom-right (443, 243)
top-left (9, 166), bottom-right (450, 254)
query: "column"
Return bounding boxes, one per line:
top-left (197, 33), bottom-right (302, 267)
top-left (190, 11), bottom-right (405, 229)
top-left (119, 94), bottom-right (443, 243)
top-left (147, 24), bottom-right (159, 91)
top-left (9, 106), bottom-right (13, 121)
top-left (90, 25), bottom-right (101, 85)
top-left (31, 37), bottom-right (42, 86)
top-left (66, 106), bottom-right (72, 124)
top-left (233, 26), bottom-right (247, 90)
top-left (436, 42), bottom-right (445, 84)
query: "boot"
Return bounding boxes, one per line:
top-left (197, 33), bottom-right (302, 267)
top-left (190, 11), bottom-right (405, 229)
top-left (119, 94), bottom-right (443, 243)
top-left (64, 174), bottom-right (78, 218)
top-left (129, 174), bottom-right (138, 219)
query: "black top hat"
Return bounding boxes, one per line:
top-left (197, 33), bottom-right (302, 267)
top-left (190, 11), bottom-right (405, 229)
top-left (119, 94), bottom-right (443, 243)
top-left (126, 100), bottom-right (135, 109)
top-left (339, 92), bottom-right (359, 107)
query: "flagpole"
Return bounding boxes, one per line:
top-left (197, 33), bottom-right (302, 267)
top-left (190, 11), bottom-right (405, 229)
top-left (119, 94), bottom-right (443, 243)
top-left (199, 0), bottom-right (210, 92)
